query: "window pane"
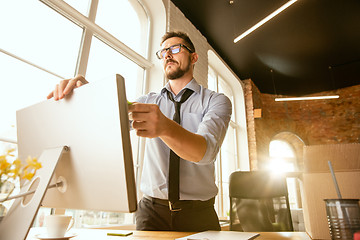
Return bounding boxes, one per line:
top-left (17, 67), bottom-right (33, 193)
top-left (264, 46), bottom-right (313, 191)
top-left (221, 126), bottom-right (237, 183)
top-left (0, 52), bottom-right (61, 142)
top-left (209, 66), bottom-right (238, 218)
top-left (96, 0), bottom-right (143, 55)
top-left (0, 0), bottom-right (83, 78)
top-left (268, 140), bottom-right (296, 172)
top-left (269, 140), bottom-right (295, 158)
top-left (85, 37), bottom-right (143, 101)
top-left (268, 140), bottom-right (298, 208)
top-left (218, 77), bottom-right (235, 121)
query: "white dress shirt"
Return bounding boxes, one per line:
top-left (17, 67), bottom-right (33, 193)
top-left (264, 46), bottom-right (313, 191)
top-left (135, 79), bottom-right (232, 201)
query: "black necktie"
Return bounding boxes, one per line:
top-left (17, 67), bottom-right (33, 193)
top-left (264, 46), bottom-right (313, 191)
top-left (167, 88), bottom-right (194, 203)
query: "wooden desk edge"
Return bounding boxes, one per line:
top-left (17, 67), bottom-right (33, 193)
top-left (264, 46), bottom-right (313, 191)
top-left (27, 227), bottom-right (313, 240)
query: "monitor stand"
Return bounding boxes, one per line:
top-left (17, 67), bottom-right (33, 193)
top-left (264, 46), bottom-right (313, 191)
top-left (0, 146), bottom-right (68, 240)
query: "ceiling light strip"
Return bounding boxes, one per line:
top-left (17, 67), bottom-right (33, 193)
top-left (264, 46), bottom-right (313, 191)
top-left (275, 95), bottom-right (339, 102)
top-left (234, 0), bottom-right (298, 43)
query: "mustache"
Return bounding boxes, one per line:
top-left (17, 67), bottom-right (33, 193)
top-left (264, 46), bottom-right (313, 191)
top-left (166, 59), bottom-right (177, 65)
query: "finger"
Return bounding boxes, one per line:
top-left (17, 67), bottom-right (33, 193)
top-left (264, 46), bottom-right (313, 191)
top-left (135, 129), bottom-right (156, 138)
top-left (128, 103), bottom-right (135, 112)
top-left (76, 80), bottom-right (84, 87)
top-left (128, 103), bottom-right (154, 113)
top-left (127, 102), bottom-right (142, 113)
top-left (54, 79), bottom-right (68, 99)
top-left (130, 112), bottom-right (153, 122)
top-left (128, 112), bottom-right (133, 121)
top-left (63, 75), bottom-right (88, 95)
top-left (135, 129), bottom-right (147, 137)
top-left (132, 121), bottom-right (158, 138)
top-left (54, 84), bottom-right (60, 100)
top-left (47, 91), bottom-right (54, 99)
top-left (75, 74), bottom-right (88, 85)
top-left (62, 79), bottom-right (77, 96)
top-left (132, 120), bottom-right (148, 130)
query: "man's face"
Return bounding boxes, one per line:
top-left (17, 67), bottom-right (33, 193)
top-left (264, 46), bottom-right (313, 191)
top-left (160, 37), bottom-right (193, 80)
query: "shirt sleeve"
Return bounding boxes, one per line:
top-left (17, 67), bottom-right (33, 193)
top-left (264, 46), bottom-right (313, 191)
top-left (196, 92), bottom-right (232, 165)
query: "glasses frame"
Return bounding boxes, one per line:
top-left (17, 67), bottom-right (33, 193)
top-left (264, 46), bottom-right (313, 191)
top-left (156, 44), bottom-right (194, 59)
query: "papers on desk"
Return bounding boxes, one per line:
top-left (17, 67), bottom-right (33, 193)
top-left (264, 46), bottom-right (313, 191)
top-left (176, 230), bottom-right (260, 240)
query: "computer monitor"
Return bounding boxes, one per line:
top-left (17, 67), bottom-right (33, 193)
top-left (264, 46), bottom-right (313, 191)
top-left (0, 74), bottom-right (137, 240)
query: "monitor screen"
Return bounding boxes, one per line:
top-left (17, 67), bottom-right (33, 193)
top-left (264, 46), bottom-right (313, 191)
top-left (16, 74), bottom-right (137, 213)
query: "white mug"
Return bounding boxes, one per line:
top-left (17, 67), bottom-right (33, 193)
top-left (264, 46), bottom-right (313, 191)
top-left (45, 215), bottom-right (74, 238)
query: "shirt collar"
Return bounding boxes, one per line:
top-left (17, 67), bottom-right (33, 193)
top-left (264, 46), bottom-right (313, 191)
top-left (161, 78), bottom-right (200, 96)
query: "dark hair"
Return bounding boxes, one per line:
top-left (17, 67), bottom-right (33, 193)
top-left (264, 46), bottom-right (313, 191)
top-left (161, 31), bottom-right (195, 52)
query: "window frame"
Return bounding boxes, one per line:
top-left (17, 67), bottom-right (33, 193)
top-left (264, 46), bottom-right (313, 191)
top-left (1, 0), bottom-right (161, 227)
top-left (208, 65), bottom-right (239, 219)
top-left (208, 50), bottom-right (249, 220)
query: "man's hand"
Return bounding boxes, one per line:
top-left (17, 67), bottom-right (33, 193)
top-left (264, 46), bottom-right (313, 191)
top-left (128, 103), bottom-right (169, 138)
top-left (128, 102), bottom-right (206, 162)
top-left (47, 74), bottom-right (88, 100)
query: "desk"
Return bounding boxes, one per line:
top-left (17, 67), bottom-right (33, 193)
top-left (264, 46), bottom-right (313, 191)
top-left (27, 228), bottom-right (312, 240)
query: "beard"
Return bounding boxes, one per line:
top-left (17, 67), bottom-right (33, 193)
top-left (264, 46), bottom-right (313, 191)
top-left (165, 59), bottom-right (192, 80)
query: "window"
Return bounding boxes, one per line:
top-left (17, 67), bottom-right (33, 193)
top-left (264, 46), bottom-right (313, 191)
top-left (208, 50), bottom-right (249, 221)
top-left (268, 140), bottom-right (299, 209)
top-left (1, 0), bottom-right (150, 227)
top-left (208, 66), bottom-right (238, 220)
top-left (268, 140), bottom-right (296, 172)
top-left (95, 0), bottom-right (144, 55)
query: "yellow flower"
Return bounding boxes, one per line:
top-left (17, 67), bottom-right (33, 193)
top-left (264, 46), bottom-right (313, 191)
top-left (13, 159), bottom-right (22, 170)
top-left (22, 170), bottom-right (35, 181)
top-left (6, 148), bottom-right (16, 157)
top-left (21, 157), bottom-right (42, 180)
top-left (25, 156), bottom-right (42, 170)
top-left (1, 149), bottom-right (42, 203)
top-left (1, 150), bottom-right (41, 186)
top-left (0, 156), bottom-right (11, 173)
top-left (7, 159), bottom-right (22, 179)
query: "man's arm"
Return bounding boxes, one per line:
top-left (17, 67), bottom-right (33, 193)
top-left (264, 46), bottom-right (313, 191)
top-left (47, 74), bottom-right (88, 100)
top-left (128, 103), bottom-right (206, 163)
top-left (160, 119), bottom-right (207, 163)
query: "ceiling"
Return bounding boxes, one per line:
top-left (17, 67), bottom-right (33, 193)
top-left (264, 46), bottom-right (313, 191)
top-left (170, 0), bottom-right (360, 96)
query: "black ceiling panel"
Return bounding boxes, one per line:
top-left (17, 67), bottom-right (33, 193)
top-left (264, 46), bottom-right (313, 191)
top-left (171, 0), bottom-right (360, 96)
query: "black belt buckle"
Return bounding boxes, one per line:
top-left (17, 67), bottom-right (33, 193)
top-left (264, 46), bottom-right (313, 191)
top-left (168, 201), bottom-right (181, 212)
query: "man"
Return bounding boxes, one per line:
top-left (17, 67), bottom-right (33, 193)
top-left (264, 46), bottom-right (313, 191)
top-left (48, 31), bottom-right (232, 231)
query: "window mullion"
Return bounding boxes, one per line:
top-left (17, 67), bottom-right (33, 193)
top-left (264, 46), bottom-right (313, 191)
top-left (0, 138), bottom-right (17, 144)
top-left (217, 152), bottom-right (224, 218)
top-left (39, 0), bottom-right (152, 69)
top-left (75, 0), bottom-right (98, 76)
top-left (76, 29), bottom-right (92, 76)
top-left (0, 48), bottom-right (65, 79)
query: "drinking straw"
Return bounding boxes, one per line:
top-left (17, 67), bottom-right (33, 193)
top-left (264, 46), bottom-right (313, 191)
top-left (328, 161), bottom-right (342, 199)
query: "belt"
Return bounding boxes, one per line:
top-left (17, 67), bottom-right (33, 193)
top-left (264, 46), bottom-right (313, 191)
top-left (143, 195), bottom-right (215, 212)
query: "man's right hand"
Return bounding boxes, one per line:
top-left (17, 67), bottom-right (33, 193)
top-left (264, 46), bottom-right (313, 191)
top-left (47, 74), bottom-right (88, 100)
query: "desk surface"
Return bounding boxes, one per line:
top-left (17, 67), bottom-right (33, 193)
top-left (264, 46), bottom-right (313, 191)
top-left (27, 228), bottom-right (312, 240)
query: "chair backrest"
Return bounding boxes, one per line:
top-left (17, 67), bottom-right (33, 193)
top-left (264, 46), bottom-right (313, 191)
top-left (229, 171), bottom-right (293, 232)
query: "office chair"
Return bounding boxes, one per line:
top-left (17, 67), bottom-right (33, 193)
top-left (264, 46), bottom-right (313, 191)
top-left (229, 171), bottom-right (293, 232)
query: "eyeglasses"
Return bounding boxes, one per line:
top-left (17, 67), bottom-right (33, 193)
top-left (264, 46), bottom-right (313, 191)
top-left (156, 44), bottom-right (194, 59)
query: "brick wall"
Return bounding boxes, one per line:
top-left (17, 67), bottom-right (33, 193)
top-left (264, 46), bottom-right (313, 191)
top-left (244, 79), bottom-right (360, 169)
top-left (243, 80), bottom-right (258, 169)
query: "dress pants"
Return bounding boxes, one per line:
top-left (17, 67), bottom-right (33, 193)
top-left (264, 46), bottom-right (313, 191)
top-left (135, 196), bottom-right (221, 231)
